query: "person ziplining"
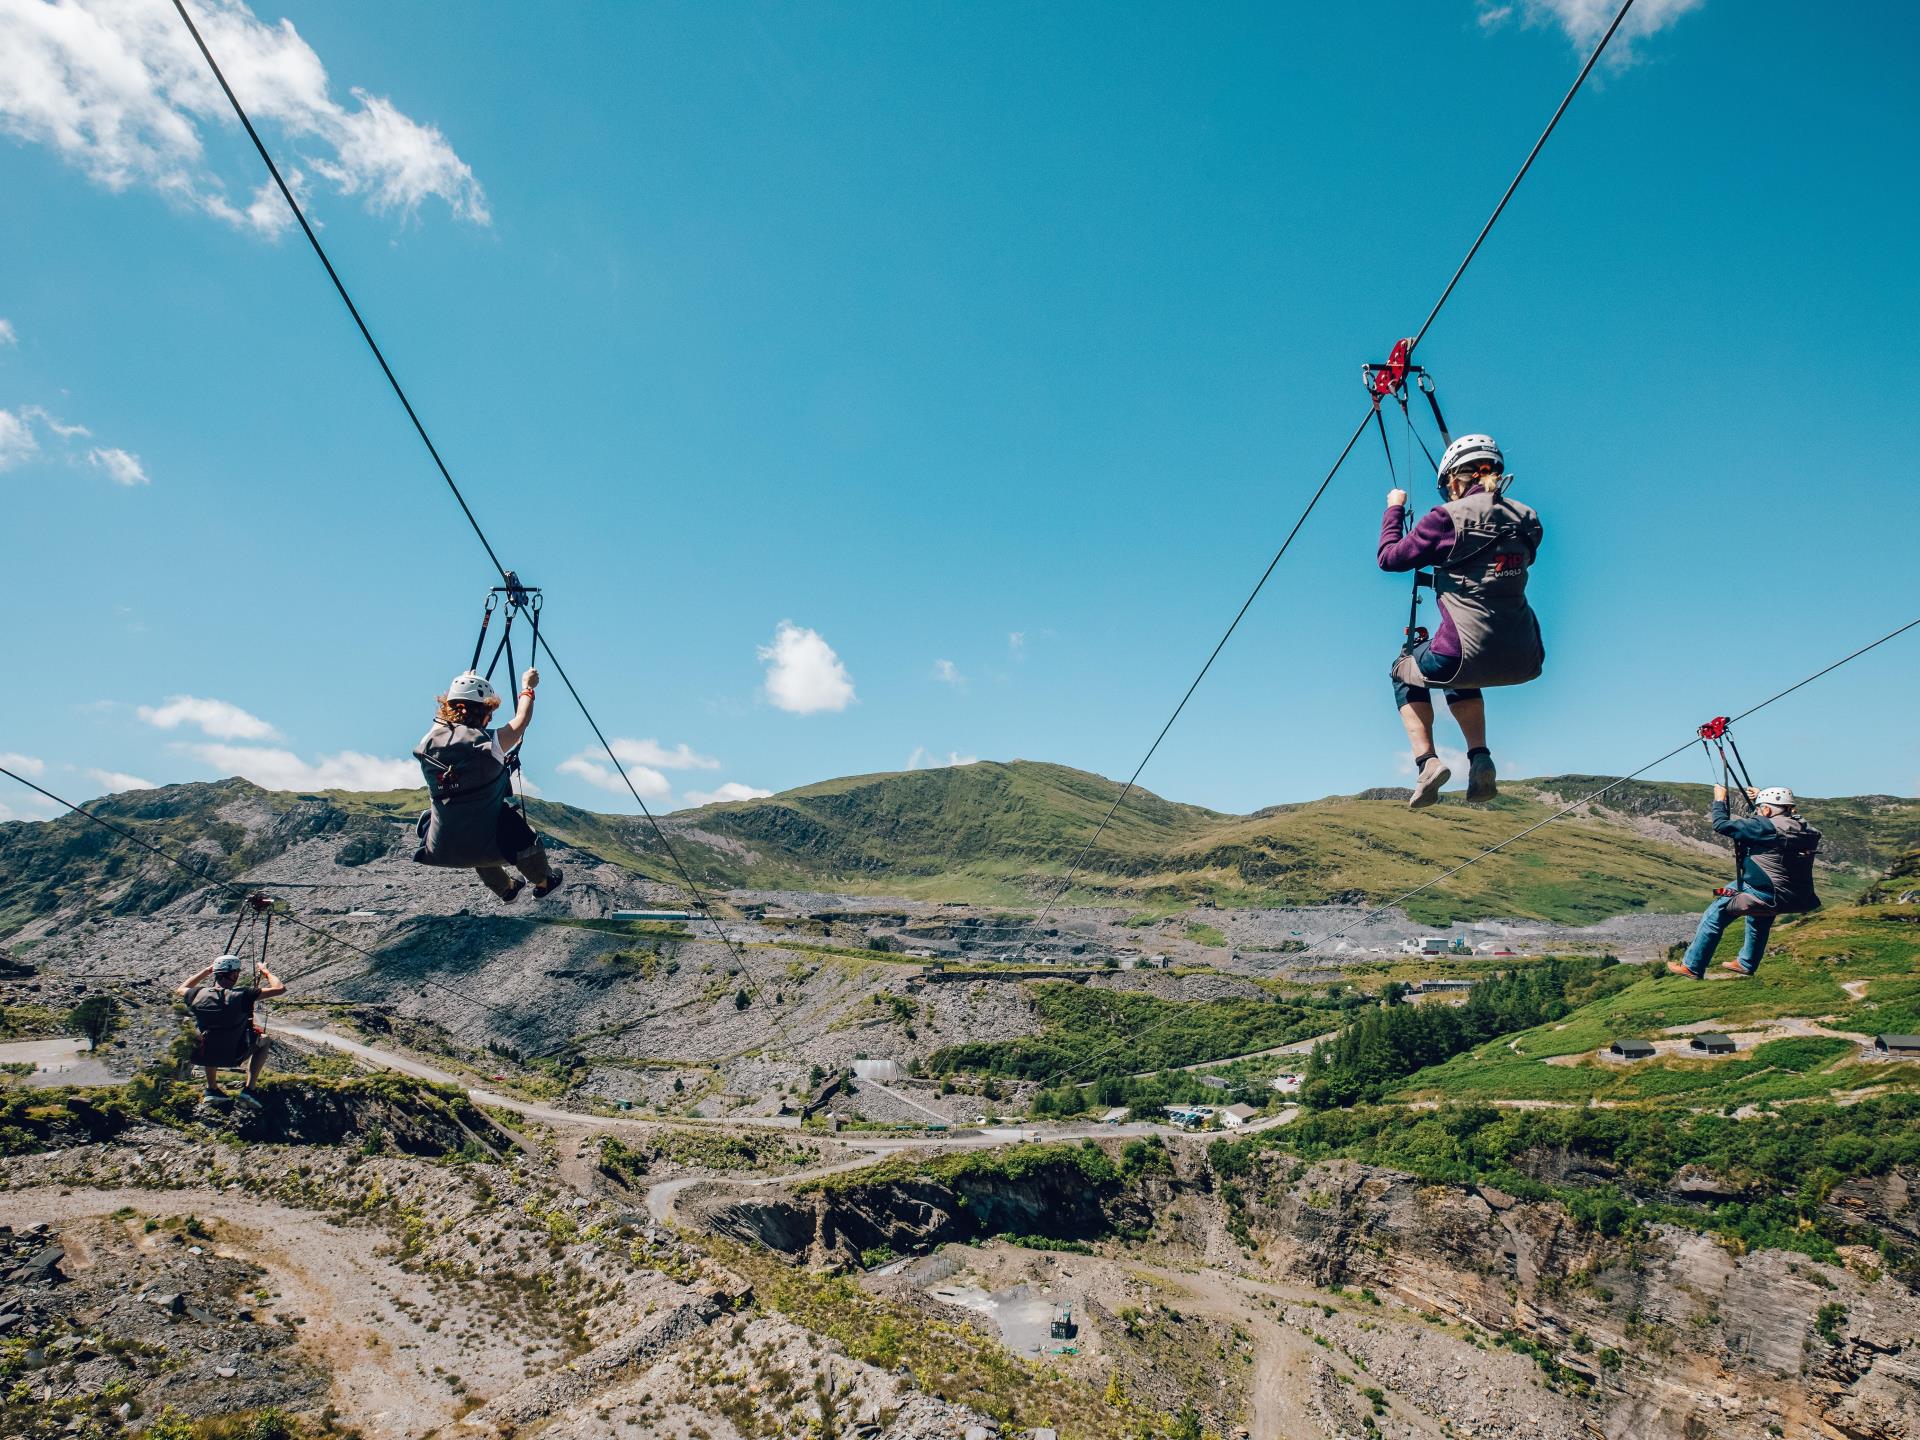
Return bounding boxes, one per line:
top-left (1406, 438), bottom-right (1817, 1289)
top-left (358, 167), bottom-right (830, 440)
top-left (176, 894), bottom-right (285, 1106)
top-left (1376, 430), bottom-right (1545, 808)
top-left (413, 667), bottom-right (564, 903)
top-left (1667, 718), bottom-right (1821, 979)
top-left (413, 574), bottom-right (566, 903)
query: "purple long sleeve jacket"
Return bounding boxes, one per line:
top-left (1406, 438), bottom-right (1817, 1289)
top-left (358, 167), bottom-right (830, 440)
top-left (1378, 503), bottom-right (1459, 658)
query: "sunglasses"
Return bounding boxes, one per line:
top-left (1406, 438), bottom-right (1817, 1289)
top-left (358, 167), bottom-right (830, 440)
top-left (1452, 460), bottom-right (1501, 478)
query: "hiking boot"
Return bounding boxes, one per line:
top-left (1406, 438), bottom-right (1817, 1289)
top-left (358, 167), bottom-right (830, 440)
top-left (533, 868), bottom-right (565, 899)
top-left (1466, 750), bottom-right (1497, 802)
top-left (234, 1088), bottom-right (264, 1111)
top-left (1408, 758), bottom-right (1451, 810)
top-left (497, 877), bottom-right (527, 904)
top-left (1665, 961), bottom-right (1702, 980)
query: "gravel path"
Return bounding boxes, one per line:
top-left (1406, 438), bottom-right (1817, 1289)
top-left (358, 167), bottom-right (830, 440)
top-left (0, 1187), bottom-right (516, 1439)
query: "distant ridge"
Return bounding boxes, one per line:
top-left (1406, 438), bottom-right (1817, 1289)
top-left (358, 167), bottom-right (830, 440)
top-left (9, 761), bottom-right (1916, 931)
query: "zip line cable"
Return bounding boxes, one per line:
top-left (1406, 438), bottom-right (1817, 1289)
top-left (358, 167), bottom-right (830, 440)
top-left (169, 0), bottom-right (794, 1042)
top-left (1018, 0), bottom-right (1639, 947)
top-left (1040, 615), bottom-right (1920, 1087)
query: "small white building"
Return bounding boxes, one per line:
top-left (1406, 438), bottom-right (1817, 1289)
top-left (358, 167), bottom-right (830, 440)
top-left (853, 1058), bottom-right (901, 1083)
top-left (1219, 1103), bottom-right (1258, 1128)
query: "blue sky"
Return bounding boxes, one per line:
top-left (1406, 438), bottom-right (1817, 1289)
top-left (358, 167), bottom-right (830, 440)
top-left (3, 0), bottom-right (1916, 823)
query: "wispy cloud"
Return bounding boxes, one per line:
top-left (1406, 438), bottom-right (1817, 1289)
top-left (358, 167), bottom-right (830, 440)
top-left (604, 738), bottom-right (720, 772)
top-left (555, 752), bottom-right (671, 802)
top-left (758, 621), bottom-right (855, 715)
top-left (0, 751), bottom-right (46, 778)
top-left (1476, 0), bottom-right (1704, 62)
top-left (679, 781), bottom-right (773, 809)
top-left (137, 694), bottom-right (279, 741)
top-left (0, 0), bottom-right (489, 235)
top-left (0, 405), bottom-right (148, 482)
top-left (1008, 632), bottom-right (1026, 659)
top-left (87, 445), bottom-right (148, 486)
top-left (0, 409), bottom-right (33, 469)
top-left (908, 747), bottom-right (979, 771)
top-left (85, 767), bottom-right (155, 793)
top-left (182, 742), bottom-right (416, 792)
top-left (0, 318), bottom-right (15, 346)
top-left (932, 658), bottom-right (965, 687)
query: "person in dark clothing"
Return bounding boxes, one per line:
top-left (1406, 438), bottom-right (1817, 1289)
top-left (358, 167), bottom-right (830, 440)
top-left (1667, 784), bottom-right (1821, 979)
top-left (177, 953), bottom-right (285, 1102)
top-left (1377, 433), bottom-right (1544, 809)
top-left (413, 667), bottom-right (563, 903)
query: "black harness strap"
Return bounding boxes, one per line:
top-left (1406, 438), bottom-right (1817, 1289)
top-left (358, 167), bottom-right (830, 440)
top-left (469, 592), bottom-right (499, 675)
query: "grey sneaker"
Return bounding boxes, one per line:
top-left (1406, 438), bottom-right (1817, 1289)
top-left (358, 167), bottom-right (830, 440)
top-left (1408, 758), bottom-right (1451, 810)
top-left (1466, 751), bottom-right (1497, 802)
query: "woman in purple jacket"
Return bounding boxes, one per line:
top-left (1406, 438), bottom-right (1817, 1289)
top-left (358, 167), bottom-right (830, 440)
top-left (1377, 434), bottom-right (1544, 809)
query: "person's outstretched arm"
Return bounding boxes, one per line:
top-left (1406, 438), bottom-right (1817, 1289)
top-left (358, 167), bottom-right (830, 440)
top-left (1710, 784), bottom-right (1778, 844)
top-left (253, 964), bottom-right (287, 1000)
top-left (498, 668), bottom-right (538, 752)
top-left (176, 964), bottom-right (214, 997)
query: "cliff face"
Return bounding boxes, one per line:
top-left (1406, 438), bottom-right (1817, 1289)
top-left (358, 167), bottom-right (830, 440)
top-left (695, 1155), bottom-right (1161, 1269)
top-left (1230, 1156), bottom-right (1920, 1440)
top-left (701, 1149), bottom-right (1919, 1440)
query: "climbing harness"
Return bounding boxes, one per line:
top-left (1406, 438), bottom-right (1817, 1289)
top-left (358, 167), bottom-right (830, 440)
top-left (1365, 339), bottom-right (1452, 650)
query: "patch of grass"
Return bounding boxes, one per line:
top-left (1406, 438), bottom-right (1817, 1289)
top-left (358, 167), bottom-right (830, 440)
top-left (929, 981), bottom-right (1327, 1082)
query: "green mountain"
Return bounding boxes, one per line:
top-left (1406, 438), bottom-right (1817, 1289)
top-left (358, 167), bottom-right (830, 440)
top-left (671, 761), bottom-right (1920, 922)
top-left (5, 762), bottom-right (1918, 935)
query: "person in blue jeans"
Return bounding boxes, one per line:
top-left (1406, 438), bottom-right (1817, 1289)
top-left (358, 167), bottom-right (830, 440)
top-left (1667, 784), bottom-right (1821, 979)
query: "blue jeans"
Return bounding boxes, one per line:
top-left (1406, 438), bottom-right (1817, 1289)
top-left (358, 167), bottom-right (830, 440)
top-left (1681, 883), bottom-right (1775, 976)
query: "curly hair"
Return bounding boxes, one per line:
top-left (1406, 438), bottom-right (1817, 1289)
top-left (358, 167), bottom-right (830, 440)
top-left (436, 694), bottom-right (502, 728)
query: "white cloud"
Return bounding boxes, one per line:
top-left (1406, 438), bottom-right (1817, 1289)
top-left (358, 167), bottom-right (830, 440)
top-left (0, 318), bottom-right (15, 345)
top-left (1008, 632), bottom-right (1025, 658)
top-left (932, 658), bottom-right (964, 687)
top-left (184, 741), bottom-right (417, 792)
top-left (606, 737), bottom-right (720, 772)
top-left (908, 747), bottom-right (979, 771)
top-left (138, 693), bottom-right (279, 740)
top-left (0, 0), bottom-right (489, 236)
top-left (1478, 0), bottom-right (1704, 60)
top-left (0, 408), bottom-right (36, 468)
top-left (85, 767), bottom-right (155, 792)
top-left (0, 750), bottom-right (47, 777)
top-left (758, 621), bottom-right (855, 715)
top-left (680, 781), bottom-right (774, 809)
top-left (555, 751), bottom-right (671, 803)
top-left (87, 445), bottom-right (147, 485)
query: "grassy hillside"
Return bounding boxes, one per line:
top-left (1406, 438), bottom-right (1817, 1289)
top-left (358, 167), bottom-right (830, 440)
top-left (1392, 901), bottom-right (1920, 1107)
top-left (676, 762), bottom-right (1920, 923)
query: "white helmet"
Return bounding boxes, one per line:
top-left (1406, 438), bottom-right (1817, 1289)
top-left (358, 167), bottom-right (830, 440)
top-left (446, 671), bottom-right (498, 705)
top-left (1755, 786), bottom-right (1795, 809)
top-left (1437, 434), bottom-right (1505, 486)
